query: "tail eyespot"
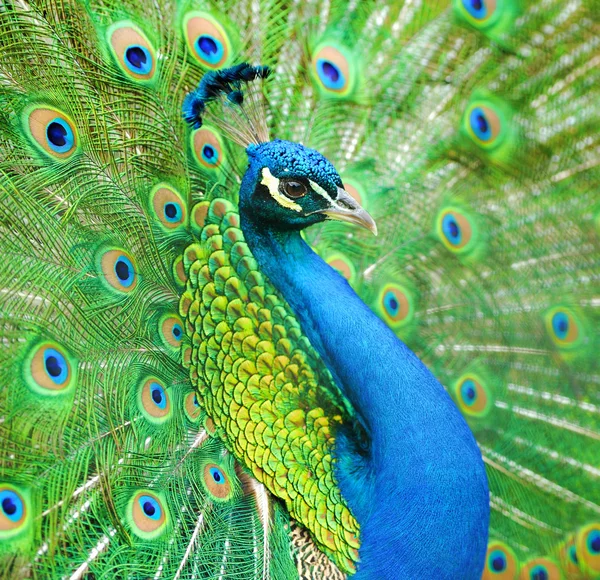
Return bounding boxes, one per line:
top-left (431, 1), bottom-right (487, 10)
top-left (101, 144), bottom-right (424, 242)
top-left (463, 100), bottom-right (509, 151)
top-left (184, 391), bottom-right (201, 422)
top-left (26, 107), bottom-right (78, 159)
top-left (183, 12), bottom-right (231, 69)
top-left (107, 22), bottom-right (156, 81)
top-left (159, 314), bottom-right (184, 350)
top-left (377, 284), bottom-right (414, 329)
top-left (191, 127), bottom-right (223, 169)
top-left (202, 463), bottom-right (232, 501)
top-left (26, 342), bottom-right (76, 394)
top-left (151, 185), bottom-right (187, 229)
top-left (544, 307), bottom-right (581, 349)
top-left (576, 523), bottom-right (600, 574)
top-left (455, 374), bottom-right (492, 418)
top-left (0, 486), bottom-right (29, 537)
top-left (518, 558), bottom-right (561, 580)
top-left (311, 45), bottom-right (354, 96)
top-left (128, 490), bottom-right (168, 539)
top-left (482, 541), bottom-right (518, 579)
top-left (436, 208), bottom-right (476, 254)
top-left (139, 379), bottom-right (172, 423)
top-left (457, 0), bottom-right (498, 26)
top-left (99, 249), bottom-right (138, 293)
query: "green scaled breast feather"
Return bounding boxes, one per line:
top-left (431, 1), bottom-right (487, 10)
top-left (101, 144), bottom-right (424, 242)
top-left (179, 198), bottom-right (361, 574)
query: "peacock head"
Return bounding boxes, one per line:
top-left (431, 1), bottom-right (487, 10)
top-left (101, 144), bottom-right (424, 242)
top-left (183, 63), bottom-right (376, 235)
top-left (239, 139), bottom-right (377, 234)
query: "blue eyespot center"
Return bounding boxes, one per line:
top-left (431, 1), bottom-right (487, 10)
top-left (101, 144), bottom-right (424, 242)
top-left (143, 501), bottom-right (155, 516)
top-left (193, 395), bottom-right (199, 407)
top-left (589, 530), bottom-right (600, 553)
top-left (114, 256), bottom-right (135, 287)
top-left (46, 118), bottom-right (74, 153)
top-left (123, 44), bottom-right (153, 76)
top-left (316, 59), bottom-right (346, 91)
top-left (469, 107), bottom-right (492, 141)
top-left (384, 291), bottom-right (400, 317)
top-left (203, 145), bottom-right (215, 159)
top-left (45, 356), bottom-right (61, 377)
top-left (195, 35), bottom-right (225, 65)
top-left (172, 324), bottom-right (182, 341)
top-left (0, 490), bottom-right (23, 522)
top-left (2, 497), bottom-right (17, 516)
top-left (43, 348), bottom-right (68, 384)
top-left (198, 36), bottom-right (217, 56)
top-left (149, 382), bottom-right (167, 410)
top-left (322, 61), bottom-right (339, 83)
top-left (442, 214), bottom-right (462, 245)
top-left (164, 202), bottom-right (182, 222)
top-left (461, 380), bottom-right (477, 405)
top-left (139, 495), bottom-right (161, 520)
top-left (126, 47), bottom-right (144, 68)
top-left (210, 467), bottom-right (225, 484)
top-left (462, 0), bottom-right (488, 19)
top-left (551, 312), bottom-right (569, 340)
top-left (47, 122), bottom-right (67, 147)
top-left (531, 566), bottom-right (548, 580)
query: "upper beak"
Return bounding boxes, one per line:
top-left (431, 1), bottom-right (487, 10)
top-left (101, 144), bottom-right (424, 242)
top-left (319, 187), bottom-right (378, 236)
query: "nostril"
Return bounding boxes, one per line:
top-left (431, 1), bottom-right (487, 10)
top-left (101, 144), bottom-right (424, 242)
top-left (337, 199), bottom-right (354, 210)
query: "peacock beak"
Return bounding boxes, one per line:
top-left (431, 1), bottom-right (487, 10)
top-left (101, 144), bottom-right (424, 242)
top-left (319, 187), bottom-right (378, 236)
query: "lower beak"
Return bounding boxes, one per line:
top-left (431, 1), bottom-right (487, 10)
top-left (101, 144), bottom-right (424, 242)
top-left (319, 187), bottom-right (378, 236)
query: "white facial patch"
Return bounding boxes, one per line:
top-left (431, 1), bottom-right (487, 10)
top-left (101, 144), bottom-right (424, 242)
top-left (260, 167), bottom-right (303, 212)
top-left (309, 180), bottom-right (334, 203)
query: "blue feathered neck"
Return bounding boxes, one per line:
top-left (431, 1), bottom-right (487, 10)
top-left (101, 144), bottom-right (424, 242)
top-left (240, 208), bottom-right (490, 579)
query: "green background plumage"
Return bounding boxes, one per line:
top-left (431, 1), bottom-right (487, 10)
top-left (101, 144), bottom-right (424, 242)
top-left (0, 0), bottom-right (599, 578)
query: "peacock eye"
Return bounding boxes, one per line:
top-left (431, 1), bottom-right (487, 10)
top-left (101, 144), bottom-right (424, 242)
top-left (281, 180), bottom-right (308, 199)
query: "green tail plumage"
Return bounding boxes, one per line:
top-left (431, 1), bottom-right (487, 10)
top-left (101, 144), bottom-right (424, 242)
top-left (1, 0), bottom-right (599, 578)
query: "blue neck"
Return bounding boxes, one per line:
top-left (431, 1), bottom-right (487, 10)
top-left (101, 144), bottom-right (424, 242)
top-left (241, 217), bottom-right (489, 579)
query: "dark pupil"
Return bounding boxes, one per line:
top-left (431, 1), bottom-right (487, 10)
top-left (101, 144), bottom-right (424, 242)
top-left (173, 327), bottom-right (181, 338)
top-left (389, 297), bottom-right (398, 311)
top-left (198, 36), bottom-right (217, 56)
top-left (570, 547), bottom-right (578, 562)
top-left (532, 571), bottom-right (548, 580)
top-left (471, 0), bottom-right (483, 10)
top-left (322, 61), bottom-right (340, 82)
top-left (591, 535), bottom-right (600, 553)
top-left (466, 386), bottom-right (476, 400)
top-left (203, 145), bottom-right (215, 159)
top-left (126, 46), bottom-right (147, 69)
top-left (2, 497), bottom-right (17, 516)
top-left (491, 556), bottom-right (505, 572)
top-left (476, 113), bottom-right (488, 134)
top-left (213, 470), bottom-right (222, 483)
top-left (45, 355), bottom-right (62, 377)
top-left (558, 319), bottom-right (568, 333)
top-left (448, 220), bottom-right (459, 238)
top-left (47, 122), bottom-right (67, 147)
top-left (285, 181), bottom-right (305, 197)
top-left (115, 259), bottom-right (130, 281)
top-left (193, 395), bottom-right (199, 406)
top-left (151, 388), bottom-right (163, 404)
top-left (165, 203), bottom-right (177, 218)
top-left (143, 501), bottom-right (155, 516)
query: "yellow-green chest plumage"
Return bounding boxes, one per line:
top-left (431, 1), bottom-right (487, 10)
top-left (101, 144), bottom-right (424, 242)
top-left (179, 198), bottom-right (360, 573)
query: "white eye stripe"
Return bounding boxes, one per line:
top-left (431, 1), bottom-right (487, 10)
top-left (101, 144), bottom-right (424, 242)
top-left (260, 167), bottom-right (302, 212)
top-left (309, 180), bottom-right (334, 203)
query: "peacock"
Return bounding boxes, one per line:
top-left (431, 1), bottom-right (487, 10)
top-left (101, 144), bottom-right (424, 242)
top-left (0, 0), bottom-right (598, 578)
